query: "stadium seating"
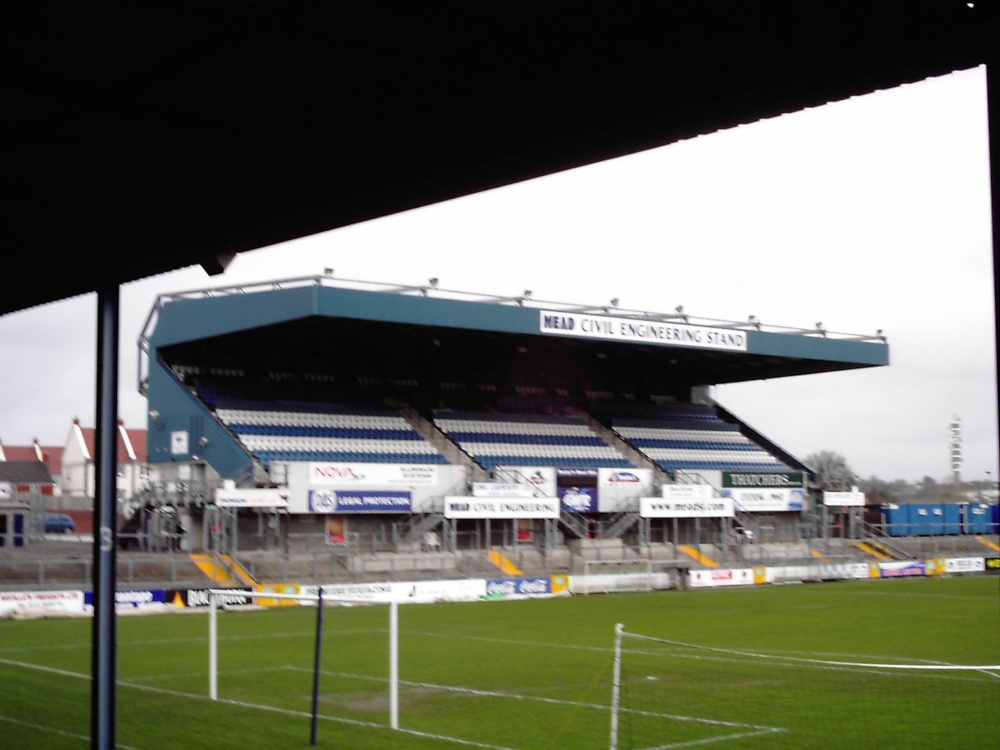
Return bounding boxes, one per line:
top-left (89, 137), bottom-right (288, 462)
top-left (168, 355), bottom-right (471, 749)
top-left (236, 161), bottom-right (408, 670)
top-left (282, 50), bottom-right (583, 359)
top-left (433, 410), bottom-right (632, 470)
top-left (215, 404), bottom-right (449, 465)
top-left (610, 405), bottom-right (790, 473)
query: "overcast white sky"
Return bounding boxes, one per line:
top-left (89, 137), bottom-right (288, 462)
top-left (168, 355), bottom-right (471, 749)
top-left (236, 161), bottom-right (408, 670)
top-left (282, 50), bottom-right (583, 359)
top-left (1, 66), bottom-right (995, 484)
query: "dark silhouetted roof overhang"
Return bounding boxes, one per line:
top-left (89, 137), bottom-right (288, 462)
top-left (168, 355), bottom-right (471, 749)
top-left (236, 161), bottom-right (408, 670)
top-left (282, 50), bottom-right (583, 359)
top-left (2, 1), bottom-right (995, 316)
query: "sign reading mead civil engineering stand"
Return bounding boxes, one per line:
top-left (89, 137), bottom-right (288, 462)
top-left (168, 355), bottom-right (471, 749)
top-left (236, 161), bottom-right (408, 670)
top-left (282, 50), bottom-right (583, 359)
top-left (539, 310), bottom-right (748, 351)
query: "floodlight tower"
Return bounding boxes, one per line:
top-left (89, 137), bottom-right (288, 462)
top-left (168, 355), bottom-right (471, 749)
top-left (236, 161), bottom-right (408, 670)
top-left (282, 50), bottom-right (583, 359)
top-left (948, 415), bottom-right (962, 487)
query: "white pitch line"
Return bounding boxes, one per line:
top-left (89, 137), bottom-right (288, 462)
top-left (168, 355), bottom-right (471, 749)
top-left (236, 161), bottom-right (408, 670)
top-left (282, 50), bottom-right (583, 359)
top-left (288, 666), bottom-right (782, 733)
top-left (0, 655), bottom-right (84, 679)
top-left (637, 727), bottom-right (786, 750)
top-left (135, 685), bottom-right (523, 750)
top-left (0, 712), bottom-right (144, 750)
top-left (621, 634), bottom-right (1000, 674)
top-left (0, 655), bottom-right (519, 750)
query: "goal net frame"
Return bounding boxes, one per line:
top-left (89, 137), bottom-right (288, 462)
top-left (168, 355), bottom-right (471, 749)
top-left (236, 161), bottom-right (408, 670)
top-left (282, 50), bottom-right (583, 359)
top-left (206, 588), bottom-right (399, 734)
top-left (608, 622), bottom-right (1000, 750)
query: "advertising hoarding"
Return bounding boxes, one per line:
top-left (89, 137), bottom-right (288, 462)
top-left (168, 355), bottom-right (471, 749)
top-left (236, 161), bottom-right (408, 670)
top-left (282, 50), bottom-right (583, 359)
top-left (215, 488), bottom-right (290, 508)
top-left (444, 497), bottom-right (560, 519)
top-left (640, 496), bottom-right (735, 518)
top-left (309, 489), bottom-right (412, 513)
top-left (309, 463), bottom-right (439, 487)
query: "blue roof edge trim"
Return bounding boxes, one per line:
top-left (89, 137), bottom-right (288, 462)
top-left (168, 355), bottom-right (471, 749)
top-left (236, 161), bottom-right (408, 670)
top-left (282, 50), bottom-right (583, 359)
top-left (146, 282), bottom-right (888, 367)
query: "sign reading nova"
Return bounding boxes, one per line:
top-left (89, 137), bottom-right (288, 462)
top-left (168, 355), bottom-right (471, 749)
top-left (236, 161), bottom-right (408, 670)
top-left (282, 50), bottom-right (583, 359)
top-left (309, 463), bottom-right (439, 486)
top-left (444, 497), bottom-right (560, 519)
top-left (539, 310), bottom-right (747, 352)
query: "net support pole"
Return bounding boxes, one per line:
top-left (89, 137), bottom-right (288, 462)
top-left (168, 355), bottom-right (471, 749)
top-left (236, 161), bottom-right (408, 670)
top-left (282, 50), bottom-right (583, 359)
top-left (610, 622), bottom-right (624, 750)
top-left (209, 592), bottom-right (218, 700)
top-left (390, 598), bottom-right (399, 730)
top-left (310, 587), bottom-right (325, 746)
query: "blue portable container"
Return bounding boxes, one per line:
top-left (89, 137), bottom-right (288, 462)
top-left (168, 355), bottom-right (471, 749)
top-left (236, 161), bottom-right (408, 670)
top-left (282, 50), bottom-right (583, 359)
top-left (925, 504), bottom-right (945, 536)
top-left (964, 503), bottom-right (991, 534)
top-left (881, 504), bottom-right (909, 537)
top-left (941, 503), bottom-right (961, 535)
top-left (909, 504), bottom-right (932, 536)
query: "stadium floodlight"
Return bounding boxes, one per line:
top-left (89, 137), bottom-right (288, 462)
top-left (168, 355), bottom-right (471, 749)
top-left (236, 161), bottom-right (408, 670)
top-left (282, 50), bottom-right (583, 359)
top-left (610, 298), bottom-right (619, 308)
top-left (428, 277), bottom-right (439, 288)
top-left (323, 267), bottom-right (334, 276)
top-left (523, 289), bottom-right (532, 299)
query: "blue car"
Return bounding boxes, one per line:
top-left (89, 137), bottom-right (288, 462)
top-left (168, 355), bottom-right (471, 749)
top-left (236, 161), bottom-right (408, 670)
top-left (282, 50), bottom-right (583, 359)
top-left (44, 513), bottom-right (76, 534)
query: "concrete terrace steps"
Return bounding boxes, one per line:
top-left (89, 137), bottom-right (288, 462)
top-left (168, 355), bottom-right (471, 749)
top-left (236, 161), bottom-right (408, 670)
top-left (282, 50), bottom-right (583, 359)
top-left (0, 551), bottom-right (214, 591)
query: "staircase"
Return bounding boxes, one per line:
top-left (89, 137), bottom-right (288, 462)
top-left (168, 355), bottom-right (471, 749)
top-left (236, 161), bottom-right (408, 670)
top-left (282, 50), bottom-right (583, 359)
top-left (852, 541), bottom-right (894, 561)
top-left (603, 510), bottom-right (641, 539)
top-left (394, 511), bottom-right (446, 550)
top-left (558, 509), bottom-right (591, 539)
top-left (190, 553), bottom-right (258, 585)
top-left (585, 414), bottom-right (668, 479)
top-left (678, 545), bottom-right (719, 567)
top-left (399, 404), bottom-right (489, 481)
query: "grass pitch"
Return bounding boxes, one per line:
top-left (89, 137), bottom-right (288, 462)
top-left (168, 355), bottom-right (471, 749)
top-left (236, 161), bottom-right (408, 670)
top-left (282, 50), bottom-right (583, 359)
top-left (1, 575), bottom-right (997, 749)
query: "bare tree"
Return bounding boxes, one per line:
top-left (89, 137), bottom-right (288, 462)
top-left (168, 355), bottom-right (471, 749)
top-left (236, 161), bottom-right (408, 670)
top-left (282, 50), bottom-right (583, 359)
top-left (804, 450), bottom-right (855, 489)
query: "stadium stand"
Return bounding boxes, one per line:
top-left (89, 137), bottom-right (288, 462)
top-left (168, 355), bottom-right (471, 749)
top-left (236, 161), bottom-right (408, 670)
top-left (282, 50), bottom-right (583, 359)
top-left (433, 410), bottom-right (632, 470)
top-left (610, 405), bottom-right (791, 473)
top-left (215, 403), bottom-right (449, 465)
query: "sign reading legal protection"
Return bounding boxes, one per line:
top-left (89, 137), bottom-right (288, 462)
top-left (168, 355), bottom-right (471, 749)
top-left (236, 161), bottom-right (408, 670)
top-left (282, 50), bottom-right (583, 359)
top-left (309, 490), bottom-right (411, 513)
top-left (539, 310), bottom-right (747, 352)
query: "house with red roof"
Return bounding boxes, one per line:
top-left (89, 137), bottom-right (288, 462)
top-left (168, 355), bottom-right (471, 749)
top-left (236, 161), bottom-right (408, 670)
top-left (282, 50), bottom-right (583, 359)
top-left (60, 418), bottom-right (149, 509)
top-left (0, 438), bottom-right (62, 496)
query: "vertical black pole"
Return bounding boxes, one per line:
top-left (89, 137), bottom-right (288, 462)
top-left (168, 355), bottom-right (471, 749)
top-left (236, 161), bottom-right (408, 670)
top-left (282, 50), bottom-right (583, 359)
top-left (310, 587), bottom-right (324, 745)
top-left (92, 285), bottom-right (119, 749)
top-left (987, 60), bottom-right (999, 418)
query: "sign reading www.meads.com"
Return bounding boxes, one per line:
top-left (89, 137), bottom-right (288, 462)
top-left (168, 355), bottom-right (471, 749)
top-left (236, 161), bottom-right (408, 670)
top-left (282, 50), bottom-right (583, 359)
top-left (640, 496), bottom-right (735, 518)
top-left (539, 310), bottom-right (747, 352)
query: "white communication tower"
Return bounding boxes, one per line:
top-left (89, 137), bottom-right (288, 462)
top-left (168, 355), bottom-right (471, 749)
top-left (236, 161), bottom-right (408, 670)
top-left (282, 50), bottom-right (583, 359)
top-left (948, 415), bottom-right (962, 486)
